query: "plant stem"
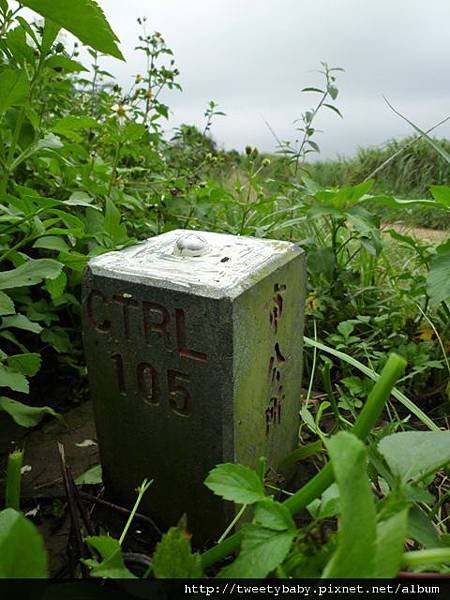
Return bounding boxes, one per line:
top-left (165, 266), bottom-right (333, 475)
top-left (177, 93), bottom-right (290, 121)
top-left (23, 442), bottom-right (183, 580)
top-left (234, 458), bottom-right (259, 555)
top-left (119, 478), bottom-right (153, 546)
top-left (201, 353), bottom-right (406, 569)
top-left (5, 449), bottom-right (24, 511)
top-left (402, 548), bottom-right (450, 569)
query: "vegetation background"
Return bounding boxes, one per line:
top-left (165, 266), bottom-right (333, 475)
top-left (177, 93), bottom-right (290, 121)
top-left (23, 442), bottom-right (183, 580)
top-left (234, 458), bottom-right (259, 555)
top-left (0, 0), bottom-right (449, 582)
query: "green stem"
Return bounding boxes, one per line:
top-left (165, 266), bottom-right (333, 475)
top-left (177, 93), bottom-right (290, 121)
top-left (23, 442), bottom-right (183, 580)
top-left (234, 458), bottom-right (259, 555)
top-left (201, 353), bottom-right (406, 569)
top-left (119, 478), bottom-right (153, 546)
top-left (402, 549), bottom-right (450, 569)
top-left (5, 449), bottom-right (24, 511)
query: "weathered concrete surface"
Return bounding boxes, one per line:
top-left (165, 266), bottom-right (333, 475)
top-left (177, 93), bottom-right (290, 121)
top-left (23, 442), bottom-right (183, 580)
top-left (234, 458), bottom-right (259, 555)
top-left (81, 230), bottom-right (306, 541)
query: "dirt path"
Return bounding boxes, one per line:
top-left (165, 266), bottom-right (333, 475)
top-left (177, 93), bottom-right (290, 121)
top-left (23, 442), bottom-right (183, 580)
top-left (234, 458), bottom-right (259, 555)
top-left (384, 223), bottom-right (448, 243)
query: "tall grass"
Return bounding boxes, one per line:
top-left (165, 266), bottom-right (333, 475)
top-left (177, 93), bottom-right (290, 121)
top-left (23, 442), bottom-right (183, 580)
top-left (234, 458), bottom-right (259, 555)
top-left (304, 136), bottom-right (450, 229)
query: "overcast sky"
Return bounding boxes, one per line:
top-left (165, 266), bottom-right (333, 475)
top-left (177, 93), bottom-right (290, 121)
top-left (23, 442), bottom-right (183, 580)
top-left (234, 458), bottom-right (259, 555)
top-left (95, 0), bottom-right (450, 159)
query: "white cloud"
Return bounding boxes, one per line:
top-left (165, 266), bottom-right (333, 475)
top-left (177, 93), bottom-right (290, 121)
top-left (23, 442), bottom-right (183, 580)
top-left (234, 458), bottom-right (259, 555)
top-left (94, 0), bottom-right (450, 158)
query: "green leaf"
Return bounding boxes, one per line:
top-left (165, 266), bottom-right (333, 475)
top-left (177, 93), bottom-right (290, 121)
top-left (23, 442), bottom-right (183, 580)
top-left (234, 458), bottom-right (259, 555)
top-left (0, 367), bottom-right (29, 393)
top-left (0, 396), bottom-right (60, 427)
top-left (378, 431), bottom-right (450, 482)
top-left (0, 259), bottom-right (63, 290)
top-left (40, 19), bottom-right (61, 56)
top-left (205, 464), bottom-right (266, 504)
top-left (0, 68), bottom-right (29, 114)
top-left (21, 0), bottom-right (123, 60)
top-left (427, 243), bottom-right (450, 306)
top-left (0, 292), bottom-right (15, 316)
top-left (322, 432), bottom-right (377, 577)
top-left (45, 270), bottom-right (67, 300)
top-left (33, 236), bottom-right (70, 252)
top-left (254, 498), bottom-right (296, 531)
top-left (75, 464), bottom-right (103, 486)
top-left (430, 185), bottom-right (450, 209)
top-left (408, 506), bottom-right (444, 549)
top-left (307, 483), bottom-right (340, 520)
top-left (0, 508), bottom-right (48, 577)
top-left (7, 353), bottom-right (41, 376)
top-left (1, 314), bottom-right (43, 334)
top-left (45, 55), bottom-right (88, 73)
top-left (85, 536), bottom-right (136, 578)
top-left (373, 509), bottom-right (409, 577)
top-left (218, 524), bottom-right (295, 578)
top-left (153, 526), bottom-right (202, 578)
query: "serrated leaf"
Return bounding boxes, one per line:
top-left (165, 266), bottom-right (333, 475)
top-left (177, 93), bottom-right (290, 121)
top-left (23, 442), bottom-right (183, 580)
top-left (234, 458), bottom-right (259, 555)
top-left (7, 353), bottom-right (41, 376)
top-left (85, 536), bottom-right (136, 578)
top-left (378, 431), bottom-right (450, 482)
top-left (254, 498), bottom-right (296, 531)
top-left (218, 524), bottom-right (295, 578)
top-left (153, 526), bottom-right (202, 578)
top-left (75, 464), bottom-right (103, 486)
top-left (0, 292), bottom-right (15, 316)
top-left (205, 464), bottom-right (266, 504)
top-left (0, 367), bottom-right (29, 393)
top-left (0, 396), bottom-right (61, 427)
top-left (323, 432), bottom-right (377, 578)
top-left (21, 0), bottom-right (123, 60)
top-left (0, 259), bottom-right (63, 290)
top-left (0, 68), bottom-right (29, 114)
top-left (1, 314), bottom-right (42, 334)
top-left (0, 509), bottom-right (48, 577)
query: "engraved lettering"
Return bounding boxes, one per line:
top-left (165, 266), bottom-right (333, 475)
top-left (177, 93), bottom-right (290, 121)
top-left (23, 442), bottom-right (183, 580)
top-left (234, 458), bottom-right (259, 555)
top-left (112, 352), bottom-right (126, 395)
top-left (168, 369), bottom-right (192, 417)
top-left (143, 301), bottom-right (171, 347)
top-left (137, 362), bottom-right (160, 405)
top-left (175, 308), bottom-right (208, 363)
top-left (113, 295), bottom-right (139, 340)
top-left (87, 290), bottom-right (111, 332)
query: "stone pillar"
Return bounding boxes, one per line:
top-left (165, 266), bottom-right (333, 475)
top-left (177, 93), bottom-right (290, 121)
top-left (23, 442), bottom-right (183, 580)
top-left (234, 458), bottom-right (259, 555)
top-left (82, 230), bottom-right (305, 541)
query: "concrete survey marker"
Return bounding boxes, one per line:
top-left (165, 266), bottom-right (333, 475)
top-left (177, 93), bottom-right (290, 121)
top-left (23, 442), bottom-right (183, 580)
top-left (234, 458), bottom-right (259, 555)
top-left (82, 229), bottom-right (306, 540)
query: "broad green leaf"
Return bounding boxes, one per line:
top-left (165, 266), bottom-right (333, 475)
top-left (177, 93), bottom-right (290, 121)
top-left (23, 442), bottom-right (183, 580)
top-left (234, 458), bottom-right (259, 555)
top-left (218, 524), bottom-right (295, 578)
top-left (45, 270), bottom-right (67, 300)
top-left (0, 509), bottom-right (48, 577)
top-left (0, 68), bottom-right (29, 114)
top-left (0, 367), bottom-right (29, 393)
top-left (373, 509), bottom-right (409, 577)
top-left (254, 498), bottom-right (296, 531)
top-left (152, 526), bottom-right (202, 578)
top-left (323, 432), bottom-right (377, 578)
top-left (33, 236), bottom-right (69, 252)
top-left (85, 536), bottom-right (136, 578)
top-left (408, 506), bottom-right (444, 549)
top-left (0, 292), bottom-right (15, 316)
top-left (75, 464), bottom-right (103, 486)
top-left (378, 431), bottom-right (450, 482)
top-left (41, 327), bottom-right (72, 354)
top-left (205, 464), bottom-right (266, 504)
top-left (7, 353), bottom-right (41, 376)
top-left (427, 243), bottom-right (450, 306)
top-left (0, 396), bottom-right (60, 427)
top-left (1, 314), bottom-right (42, 334)
top-left (430, 185), bottom-right (450, 209)
top-left (21, 0), bottom-right (123, 60)
top-left (45, 55), bottom-right (88, 73)
top-left (0, 259), bottom-right (62, 290)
